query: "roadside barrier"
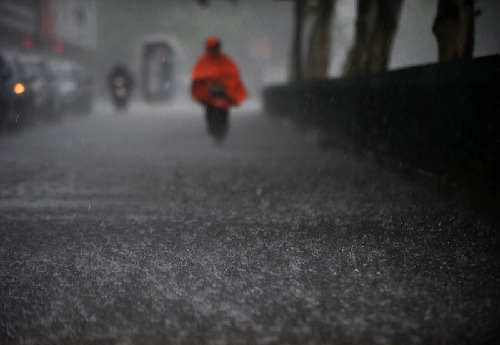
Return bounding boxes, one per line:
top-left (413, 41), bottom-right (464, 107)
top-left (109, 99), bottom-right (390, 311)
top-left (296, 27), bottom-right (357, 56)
top-left (263, 55), bottom-right (500, 208)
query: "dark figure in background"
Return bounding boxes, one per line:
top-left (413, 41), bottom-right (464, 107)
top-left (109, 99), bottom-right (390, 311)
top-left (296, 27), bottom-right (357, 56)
top-left (191, 36), bottom-right (247, 143)
top-left (108, 64), bottom-right (135, 111)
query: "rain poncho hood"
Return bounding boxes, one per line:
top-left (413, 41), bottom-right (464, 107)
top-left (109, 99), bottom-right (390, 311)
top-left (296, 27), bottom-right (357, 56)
top-left (191, 36), bottom-right (247, 109)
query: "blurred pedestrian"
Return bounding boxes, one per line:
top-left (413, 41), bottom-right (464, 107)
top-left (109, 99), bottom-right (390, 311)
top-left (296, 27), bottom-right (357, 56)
top-left (191, 36), bottom-right (247, 143)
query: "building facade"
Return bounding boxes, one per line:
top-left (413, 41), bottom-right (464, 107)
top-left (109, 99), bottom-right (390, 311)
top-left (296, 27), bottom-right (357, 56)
top-left (0, 0), bottom-right (96, 59)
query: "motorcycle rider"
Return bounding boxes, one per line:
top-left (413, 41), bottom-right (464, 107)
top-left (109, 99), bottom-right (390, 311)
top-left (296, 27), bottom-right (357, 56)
top-left (107, 64), bottom-right (135, 110)
top-left (191, 36), bottom-right (247, 142)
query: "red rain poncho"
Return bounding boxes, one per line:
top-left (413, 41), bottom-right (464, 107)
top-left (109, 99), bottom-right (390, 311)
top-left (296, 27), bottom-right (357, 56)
top-left (191, 37), bottom-right (247, 109)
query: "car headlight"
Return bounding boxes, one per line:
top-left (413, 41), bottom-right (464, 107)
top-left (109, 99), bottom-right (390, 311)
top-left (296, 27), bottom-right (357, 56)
top-left (14, 83), bottom-right (25, 94)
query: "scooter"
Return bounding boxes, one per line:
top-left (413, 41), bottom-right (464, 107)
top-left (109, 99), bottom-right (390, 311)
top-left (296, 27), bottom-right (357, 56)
top-left (205, 82), bottom-right (230, 143)
top-left (110, 74), bottom-right (130, 110)
top-left (191, 75), bottom-right (246, 143)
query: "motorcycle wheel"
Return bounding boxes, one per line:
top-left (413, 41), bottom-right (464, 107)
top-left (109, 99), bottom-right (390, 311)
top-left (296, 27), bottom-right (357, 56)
top-left (205, 105), bottom-right (229, 143)
top-left (112, 95), bottom-right (128, 111)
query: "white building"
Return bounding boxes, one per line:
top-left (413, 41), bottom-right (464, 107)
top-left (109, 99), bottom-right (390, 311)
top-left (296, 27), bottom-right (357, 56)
top-left (0, 0), bottom-right (96, 52)
top-left (50, 0), bottom-right (97, 50)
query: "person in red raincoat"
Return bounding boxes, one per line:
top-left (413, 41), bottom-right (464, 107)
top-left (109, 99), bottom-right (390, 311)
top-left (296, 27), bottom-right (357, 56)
top-left (191, 36), bottom-right (247, 142)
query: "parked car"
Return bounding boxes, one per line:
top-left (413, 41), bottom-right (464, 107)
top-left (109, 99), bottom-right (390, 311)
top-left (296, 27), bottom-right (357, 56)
top-left (0, 51), bottom-right (33, 128)
top-left (0, 51), bottom-right (12, 127)
top-left (48, 59), bottom-right (93, 115)
top-left (16, 54), bottom-right (62, 122)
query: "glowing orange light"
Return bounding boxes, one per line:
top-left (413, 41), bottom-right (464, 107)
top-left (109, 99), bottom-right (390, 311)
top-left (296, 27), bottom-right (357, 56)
top-left (14, 83), bottom-right (25, 94)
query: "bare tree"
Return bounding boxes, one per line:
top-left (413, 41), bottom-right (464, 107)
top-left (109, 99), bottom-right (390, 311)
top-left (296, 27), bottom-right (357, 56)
top-left (432, 0), bottom-right (476, 61)
top-left (304, 0), bottom-right (336, 79)
top-left (342, 0), bottom-right (404, 77)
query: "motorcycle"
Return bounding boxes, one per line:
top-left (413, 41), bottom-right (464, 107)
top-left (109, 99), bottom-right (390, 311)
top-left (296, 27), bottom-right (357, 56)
top-left (108, 65), bottom-right (134, 111)
top-left (110, 74), bottom-right (130, 110)
top-left (190, 37), bottom-right (248, 143)
top-left (205, 82), bottom-right (230, 142)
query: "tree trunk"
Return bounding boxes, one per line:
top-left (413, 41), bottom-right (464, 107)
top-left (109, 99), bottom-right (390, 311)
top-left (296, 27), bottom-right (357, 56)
top-left (342, 0), bottom-right (404, 77)
top-left (432, 0), bottom-right (475, 61)
top-left (289, 0), bottom-right (306, 82)
top-left (367, 0), bottom-right (404, 73)
top-left (342, 0), bottom-right (377, 76)
top-left (304, 0), bottom-right (336, 80)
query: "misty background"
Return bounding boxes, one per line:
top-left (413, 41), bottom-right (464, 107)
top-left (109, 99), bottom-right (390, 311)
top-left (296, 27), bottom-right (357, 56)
top-left (93, 0), bottom-right (500, 101)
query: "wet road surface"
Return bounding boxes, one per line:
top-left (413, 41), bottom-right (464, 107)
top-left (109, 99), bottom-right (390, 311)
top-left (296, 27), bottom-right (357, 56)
top-left (0, 101), bottom-right (499, 345)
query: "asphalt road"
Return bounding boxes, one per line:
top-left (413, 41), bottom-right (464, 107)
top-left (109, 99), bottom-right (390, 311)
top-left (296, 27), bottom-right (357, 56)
top-left (0, 100), bottom-right (499, 345)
